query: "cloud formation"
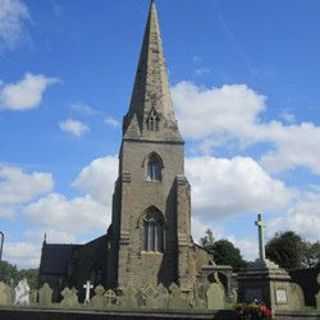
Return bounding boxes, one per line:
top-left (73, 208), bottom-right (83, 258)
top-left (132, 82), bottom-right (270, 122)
top-left (186, 156), bottom-right (293, 218)
top-left (172, 81), bottom-right (320, 175)
top-left (0, 165), bottom-right (53, 206)
top-left (59, 118), bottom-right (89, 137)
top-left (104, 116), bottom-right (120, 128)
top-left (24, 193), bottom-right (107, 235)
top-left (0, 0), bottom-right (30, 49)
top-left (0, 73), bottom-right (59, 110)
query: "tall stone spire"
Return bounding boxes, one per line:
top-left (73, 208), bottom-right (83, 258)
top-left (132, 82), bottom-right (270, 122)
top-left (123, 1), bottom-right (181, 141)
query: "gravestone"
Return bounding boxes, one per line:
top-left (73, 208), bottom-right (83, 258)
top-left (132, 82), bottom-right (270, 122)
top-left (39, 283), bottom-right (53, 306)
top-left (91, 285), bottom-right (105, 309)
top-left (142, 283), bottom-right (158, 309)
top-left (157, 284), bottom-right (169, 309)
top-left (15, 279), bottom-right (30, 305)
top-left (192, 285), bottom-right (207, 310)
top-left (60, 287), bottom-right (79, 308)
top-left (30, 289), bottom-right (38, 305)
top-left (168, 283), bottom-right (187, 310)
top-left (0, 282), bottom-right (12, 305)
top-left (120, 287), bottom-right (138, 309)
top-left (206, 281), bottom-right (225, 310)
top-left (104, 289), bottom-right (118, 307)
top-left (83, 281), bottom-right (94, 304)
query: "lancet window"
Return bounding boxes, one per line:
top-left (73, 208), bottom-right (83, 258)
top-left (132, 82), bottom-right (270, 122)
top-left (146, 153), bottom-right (162, 182)
top-left (146, 109), bottom-right (160, 131)
top-left (143, 210), bottom-right (164, 252)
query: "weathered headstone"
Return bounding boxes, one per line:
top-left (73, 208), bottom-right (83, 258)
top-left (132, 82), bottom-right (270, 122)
top-left (14, 279), bottom-right (30, 305)
top-left (104, 289), bottom-right (118, 307)
top-left (192, 285), bottom-right (207, 310)
top-left (39, 283), bottom-right (53, 306)
top-left (120, 287), bottom-right (138, 309)
top-left (142, 283), bottom-right (158, 309)
top-left (30, 289), bottom-right (38, 305)
top-left (0, 282), bottom-right (12, 305)
top-left (206, 281), bottom-right (225, 310)
top-left (90, 285), bottom-right (105, 309)
top-left (168, 283), bottom-right (187, 310)
top-left (60, 287), bottom-right (79, 308)
top-left (157, 284), bottom-right (169, 309)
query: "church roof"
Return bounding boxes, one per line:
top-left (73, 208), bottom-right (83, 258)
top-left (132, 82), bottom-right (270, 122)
top-left (39, 243), bottom-right (80, 276)
top-left (124, 1), bottom-right (177, 135)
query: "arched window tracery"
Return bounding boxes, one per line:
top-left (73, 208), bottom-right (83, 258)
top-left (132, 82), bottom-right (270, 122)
top-left (146, 109), bottom-right (160, 131)
top-left (143, 210), bottom-right (164, 252)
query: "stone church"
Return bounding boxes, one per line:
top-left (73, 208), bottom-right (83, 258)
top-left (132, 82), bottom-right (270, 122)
top-left (39, 1), bottom-right (219, 297)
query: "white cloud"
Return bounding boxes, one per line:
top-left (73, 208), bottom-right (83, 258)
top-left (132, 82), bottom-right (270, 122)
top-left (195, 68), bottom-right (211, 76)
top-left (0, 0), bottom-right (30, 49)
top-left (104, 116), bottom-right (120, 128)
top-left (72, 155), bottom-right (118, 205)
top-left (0, 206), bottom-right (14, 218)
top-left (172, 81), bottom-right (266, 143)
top-left (0, 165), bottom-right (54, 206)
top-left (0, 73), bottom-right (59, 110)
top-left (279, 111), bottom-right (296, 124)
top-left (228, 236), bottom-right (258, 262)
top-left (3, 241), bottom-right (40, 269)
top-left (260, 122), bottom-right (320, 175)
top-left (186, 156), bottom-right (293, 218)
top-left (70, 103), bottom-right (99, 116)
top-left (268, 192), bottom-right (320, 242)
top-left (59, 118), bottom-right (89, 137)
top-left (24, 193), bottom-right (107, 236)
top-left (172, 81), bottom-right (320, 175)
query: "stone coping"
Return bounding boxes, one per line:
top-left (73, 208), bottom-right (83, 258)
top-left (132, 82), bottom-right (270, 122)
top-left (0, 305), bottom-right (218, 319)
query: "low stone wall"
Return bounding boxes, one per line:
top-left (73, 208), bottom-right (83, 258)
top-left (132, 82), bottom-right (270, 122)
top-left (274, 311), bottom-right (320, 320)
top-left (0, 306), bottom-right (238, 320)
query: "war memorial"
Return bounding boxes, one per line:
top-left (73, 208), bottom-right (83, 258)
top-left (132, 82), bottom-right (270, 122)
top-left (1, 1), bottom-right (320, 319)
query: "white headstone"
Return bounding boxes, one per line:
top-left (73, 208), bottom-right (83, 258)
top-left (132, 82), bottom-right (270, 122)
top-left (83, 280), bottom-right (93, 304)
top-left (15, 279), bottom-right (30, 305)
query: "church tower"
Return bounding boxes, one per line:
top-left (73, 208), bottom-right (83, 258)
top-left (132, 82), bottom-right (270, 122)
top-left (108, 1), bottom-right (194, 290)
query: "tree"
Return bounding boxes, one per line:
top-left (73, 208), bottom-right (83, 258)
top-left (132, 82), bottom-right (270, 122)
top-left (0, 260), bottom-right (18, 284)
top-left (212, 239), bottom-right (247, 271)
top-left (0, 260), bottom-right (39, 289)
top-left (201, 229), bottom-right (247, 271)
top-left (266, 231), bottom-right (306, 270)
top-left (302, 241), bottom-right (320, 268)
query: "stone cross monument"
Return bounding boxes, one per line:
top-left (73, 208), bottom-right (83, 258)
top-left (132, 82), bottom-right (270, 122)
top-left (255, 213), bottom-right (266, 262)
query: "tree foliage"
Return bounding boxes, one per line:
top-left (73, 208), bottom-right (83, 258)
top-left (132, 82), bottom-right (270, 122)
top-left (266, 231), bottom-right (320, 270)
top-left (0, 260), bottom-right (39, 289)
top-left (201, 229), bottom-right (247, 271)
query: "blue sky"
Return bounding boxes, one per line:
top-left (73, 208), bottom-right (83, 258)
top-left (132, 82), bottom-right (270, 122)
top-left (1, 0), bottom-right (320, 268)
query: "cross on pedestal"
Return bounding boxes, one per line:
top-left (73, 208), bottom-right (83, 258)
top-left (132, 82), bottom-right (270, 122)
top-left (255, 213), bottom-right (266, 262)
top-left (83, 280), bottom-right (94, 304)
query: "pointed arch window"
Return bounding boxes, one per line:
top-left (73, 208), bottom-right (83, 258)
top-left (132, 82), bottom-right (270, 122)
top-left (146, 109), bottom-right (160, 131)
top-left (143, 210), bottom-right (164, 252)
top-left (146, 153), bottom-right (162, 182)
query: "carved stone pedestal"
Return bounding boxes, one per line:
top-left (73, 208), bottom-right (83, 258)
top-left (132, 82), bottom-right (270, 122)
top-left (238, 259), bottom-right (305, 312)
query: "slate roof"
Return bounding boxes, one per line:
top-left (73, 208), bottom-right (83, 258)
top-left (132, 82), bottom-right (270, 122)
top-left (39, 243), bottom-right (81, 276)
